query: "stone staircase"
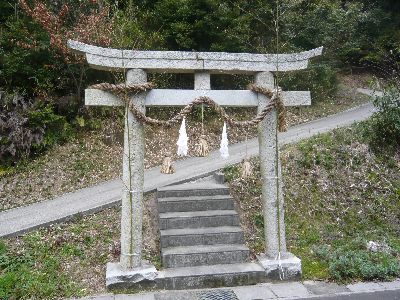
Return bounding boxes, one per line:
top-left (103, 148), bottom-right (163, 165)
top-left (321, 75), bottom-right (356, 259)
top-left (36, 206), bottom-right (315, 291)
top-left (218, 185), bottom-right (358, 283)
top-left (155, 175), bottom-right (265, 289)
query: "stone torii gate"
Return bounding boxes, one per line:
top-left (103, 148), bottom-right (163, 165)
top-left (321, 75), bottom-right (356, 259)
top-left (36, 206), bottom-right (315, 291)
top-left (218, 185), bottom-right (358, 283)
top-left (68, 40), bottom-right (322, 287)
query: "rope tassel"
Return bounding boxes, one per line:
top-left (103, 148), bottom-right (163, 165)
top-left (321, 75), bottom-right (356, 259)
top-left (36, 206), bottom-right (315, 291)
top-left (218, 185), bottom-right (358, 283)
top-left (197, 104), bottom-right (209, 157)
top-left (241, 159), bottom-right (253, 179)
top-left (196, 135), bottom-right (209, 157)
top-left (161, 156), bottom-right (175, 174)
top-left (219, 122), bottom-right (229, 159)
top-left (176, 117), bottom-right (188, 156)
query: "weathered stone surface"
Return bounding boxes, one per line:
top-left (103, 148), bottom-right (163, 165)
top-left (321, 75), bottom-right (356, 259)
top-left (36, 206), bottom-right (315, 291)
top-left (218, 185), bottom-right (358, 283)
top-left (146, 90), bottom-right (311, 107)
top-left (160, 226), bottom-right (245, 248)
top-left (106, 261), bottom-right (157, 289)
top-left (85, 89), bottom-right (311, 107)
top-left (119, 69), bottom-right (146, 269)
top-left (68, 40), bottom-right (124, 57)
top-left (277, 156), bottom-right (287, 253)
top-left (268, 281), bottom-right (310, 298)
top-left (257, 252), bottom-right (302, 281)
top-left (159, 210), bottom-right (239, 229)
top-left (303, 280), bottom-right (350, 295)
top-left (202, 60), bottom-right (309, 72)
top-left (231, 285), bottom-right (276, 299)
top-left (147, 90), bottom-right (256, 107)
top-left (347, 282), bottom-right (384, 292)
top-left (155, 291), bottom-right (199, 300)
top-left (68, 40), bottom-right (323, 73)
top-left (379, 279), bottom-right (400, 290)
top-left (197, 46), bottom-right (323, 63)
top-left (156, 262), bottom-right (266, 290)
top-left (256, 72), bottom-right (281, 259)
top-left (366, 240), bottom-right (391, 253)
top-left (158, 195), bottom-right (235, 213)
top-left (194, 72), bottom-right (211, 90)
top-left (85, 89), bottom-right (122, 106)
top-left (157, 182), bottom-right (230, 198)
top-left (155, 178), bottom-right (260, 287)
top-left (83, 56), bottom-right (309, 73)
top-left (109, 263), bottom-right (265, 290)
top-left (162, 244), bottom-right (249, 268)
top-left (69, 40), bottom-right (323, 63)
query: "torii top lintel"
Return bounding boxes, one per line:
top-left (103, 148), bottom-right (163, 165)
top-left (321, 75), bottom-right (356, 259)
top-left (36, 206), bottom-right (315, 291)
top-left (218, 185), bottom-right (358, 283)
top-left (68, 40), bottom-right (323, 74)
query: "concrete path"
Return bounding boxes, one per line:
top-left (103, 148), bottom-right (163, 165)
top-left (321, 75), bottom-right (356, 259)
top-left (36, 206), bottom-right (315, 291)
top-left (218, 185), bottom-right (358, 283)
top-left (0, 99), bottom-right (376, 238)
top-left (357, 88), bottom-right (383, 98)
top-left (70, 280), bottom-right (400, 300)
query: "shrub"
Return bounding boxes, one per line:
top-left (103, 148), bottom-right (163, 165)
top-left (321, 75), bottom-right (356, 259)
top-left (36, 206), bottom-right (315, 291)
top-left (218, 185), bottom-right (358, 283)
top-left (28, 105), bottom-right (73, 152)
top-left (0, 92), bottom-right (72, 165)
top-left (328, 249), bottom-right (399, 282)
top-left (312, 240), bottom-right (400, 282)
top-left (362, 86), bottom-right (400, 150)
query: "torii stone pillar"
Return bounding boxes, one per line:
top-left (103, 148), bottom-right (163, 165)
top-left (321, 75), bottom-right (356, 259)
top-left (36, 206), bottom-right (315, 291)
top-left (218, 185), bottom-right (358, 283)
top-left (256, 72), bottom-right (299, 279)
top-left (120, 69), bottom-right (146, 269)
top-left (107, 69), bottom-right (157, 285)
top-left (256, 72), bottom-right (286, 257)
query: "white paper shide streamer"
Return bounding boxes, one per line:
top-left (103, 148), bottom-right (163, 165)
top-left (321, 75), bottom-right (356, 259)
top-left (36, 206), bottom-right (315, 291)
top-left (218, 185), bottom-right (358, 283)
top-left (219, 122), bottom-right (229, 159)
top-left (177, 117), bottom-right (188, 156)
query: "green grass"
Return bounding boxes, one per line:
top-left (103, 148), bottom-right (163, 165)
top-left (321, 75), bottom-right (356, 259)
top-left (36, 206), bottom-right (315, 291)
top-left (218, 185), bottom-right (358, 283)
top-left (0, 194), bottom-right (160, 300)
top-left (224, 122), bottom-right (400, 282)
top-left (0, 236), bottom-right (83, 300)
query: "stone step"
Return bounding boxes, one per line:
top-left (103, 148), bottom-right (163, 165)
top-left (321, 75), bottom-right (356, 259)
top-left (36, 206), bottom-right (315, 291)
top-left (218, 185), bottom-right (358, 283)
top-left (159, 210), bottom-right (239, 230)
top-left (157, 182), bottom-right (230, 198)
top-left (162, 244), bottom-right (250, 268)
top-left (158, 195), bottom-right (235, 213)
top-left (157, 262), bottom-right (265, 290)
top-left (160, 226), bottom-right (245, 248)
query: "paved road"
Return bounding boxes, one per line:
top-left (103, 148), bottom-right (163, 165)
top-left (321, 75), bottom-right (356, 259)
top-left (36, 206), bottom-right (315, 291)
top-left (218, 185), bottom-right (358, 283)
top-left (299, 290), bottom-right (400, 300)
top-left (69, 280), bottom-right (400, 300)
top-left (0, 99), bottom-right (376, 238)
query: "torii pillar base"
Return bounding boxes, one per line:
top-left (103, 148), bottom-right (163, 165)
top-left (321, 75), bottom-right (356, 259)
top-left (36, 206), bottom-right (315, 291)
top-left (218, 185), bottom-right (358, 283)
top-left (106, 261), bottom-right (157, 290)
top-left (257, 252), bottom-right (302, 281)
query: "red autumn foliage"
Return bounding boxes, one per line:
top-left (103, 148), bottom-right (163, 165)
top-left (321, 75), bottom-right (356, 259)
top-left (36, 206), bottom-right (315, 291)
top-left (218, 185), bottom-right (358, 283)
top-left (19, 0), bottom-right (115, 63)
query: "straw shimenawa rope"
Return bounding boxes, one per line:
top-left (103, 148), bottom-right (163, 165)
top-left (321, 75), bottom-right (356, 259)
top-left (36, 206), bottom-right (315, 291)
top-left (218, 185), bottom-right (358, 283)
top-left (89, 82), bottom-right (287, 132)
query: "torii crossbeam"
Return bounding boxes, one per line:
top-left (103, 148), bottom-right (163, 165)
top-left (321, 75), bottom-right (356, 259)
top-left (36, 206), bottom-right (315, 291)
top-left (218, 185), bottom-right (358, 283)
top-left (68, 40), bottom-right (323, 288)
